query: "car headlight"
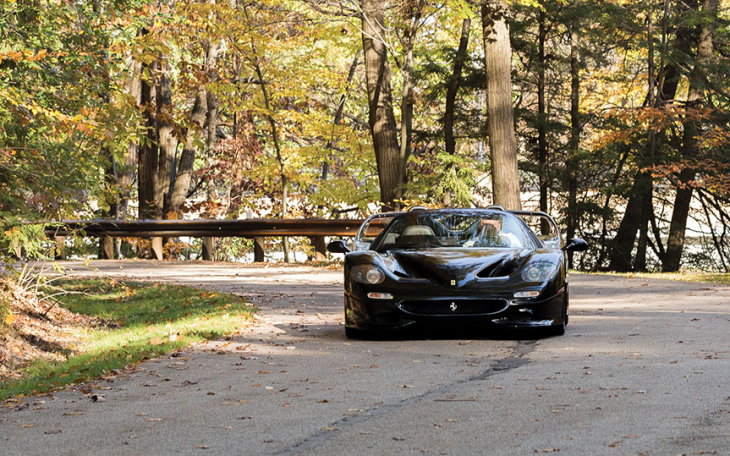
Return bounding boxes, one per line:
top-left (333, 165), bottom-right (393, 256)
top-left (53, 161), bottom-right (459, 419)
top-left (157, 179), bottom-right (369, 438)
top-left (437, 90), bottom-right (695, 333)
top-left (351, 264), bottom-right (386, 284)
top-left (521, 262), bottom-right (557, 283)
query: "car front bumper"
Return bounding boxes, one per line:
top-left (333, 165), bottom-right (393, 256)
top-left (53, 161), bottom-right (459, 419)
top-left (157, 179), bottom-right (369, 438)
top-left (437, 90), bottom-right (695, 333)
top-left (344, 288), bottom-right (566, 332)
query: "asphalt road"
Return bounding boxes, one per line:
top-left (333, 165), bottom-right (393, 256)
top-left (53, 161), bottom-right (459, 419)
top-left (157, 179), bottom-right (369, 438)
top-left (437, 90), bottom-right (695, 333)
top-left (2, 260), bottom-right (730, 456)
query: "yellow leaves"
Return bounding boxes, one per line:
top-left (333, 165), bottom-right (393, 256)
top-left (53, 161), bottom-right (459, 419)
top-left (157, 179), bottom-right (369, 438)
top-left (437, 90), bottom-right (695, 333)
top-left (5, 313), bottom-right (15, 325)
top-left (0, 49), bottom-right (49, 62)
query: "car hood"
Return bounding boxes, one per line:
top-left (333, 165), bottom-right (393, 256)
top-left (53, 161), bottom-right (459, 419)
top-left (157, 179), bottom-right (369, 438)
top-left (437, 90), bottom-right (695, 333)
top-left (380, 248), bottom-right (536, 287)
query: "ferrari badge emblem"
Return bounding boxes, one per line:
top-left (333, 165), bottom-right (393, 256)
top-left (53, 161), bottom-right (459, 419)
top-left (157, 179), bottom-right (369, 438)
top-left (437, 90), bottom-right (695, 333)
top-left (450, 302), bottom-right (457, 312)
top-left (450, 280), bottom-right (456, 286)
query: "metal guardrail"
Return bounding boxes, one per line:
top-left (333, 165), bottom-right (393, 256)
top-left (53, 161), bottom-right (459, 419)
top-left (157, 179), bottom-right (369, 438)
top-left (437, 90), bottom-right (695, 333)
top-left (46, 219), bottom-right (363, 238)
top-left (45, 218), bottom-right (364, 262)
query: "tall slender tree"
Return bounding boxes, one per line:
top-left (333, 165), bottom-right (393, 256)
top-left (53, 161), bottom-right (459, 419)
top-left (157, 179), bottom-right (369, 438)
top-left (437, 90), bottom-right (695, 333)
top-left (481, 0), bottom-right (521, 210)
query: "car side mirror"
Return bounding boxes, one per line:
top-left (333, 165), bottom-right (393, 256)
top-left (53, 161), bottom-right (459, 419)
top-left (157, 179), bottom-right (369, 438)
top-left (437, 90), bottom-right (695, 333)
top-left (327, 240), bottom-right (351, 254)
top-left (562, 238), bottom-right (588, 252)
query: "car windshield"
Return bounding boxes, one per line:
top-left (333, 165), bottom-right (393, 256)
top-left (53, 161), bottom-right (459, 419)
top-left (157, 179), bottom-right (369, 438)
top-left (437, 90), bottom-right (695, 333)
top-left (373, 211), bottom-right (536, 251)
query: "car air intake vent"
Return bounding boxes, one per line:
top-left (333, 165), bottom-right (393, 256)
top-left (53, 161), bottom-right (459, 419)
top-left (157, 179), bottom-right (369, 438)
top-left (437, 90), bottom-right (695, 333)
top-left (400, 299), bottom-right (509, 316)
top-left (477, 262), bottom-right (501, 278)
top-left (392, 270), bottom-right (410, 278)
top-left (477, 260), bottom-right (519, 278)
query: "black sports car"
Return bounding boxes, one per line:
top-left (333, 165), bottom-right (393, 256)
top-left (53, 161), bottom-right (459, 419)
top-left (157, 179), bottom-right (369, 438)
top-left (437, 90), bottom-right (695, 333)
top-left (327, 208), bottom-right (587, 338)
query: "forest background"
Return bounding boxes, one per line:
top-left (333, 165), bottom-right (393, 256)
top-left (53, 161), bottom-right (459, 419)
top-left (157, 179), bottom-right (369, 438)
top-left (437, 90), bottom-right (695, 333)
top-left (2, 0), bottom-right (730, 274)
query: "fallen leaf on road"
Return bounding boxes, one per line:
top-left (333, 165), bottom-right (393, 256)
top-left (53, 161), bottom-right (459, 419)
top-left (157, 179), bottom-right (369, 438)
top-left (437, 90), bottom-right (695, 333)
top-left (20, 424), bottom-right (35, 428)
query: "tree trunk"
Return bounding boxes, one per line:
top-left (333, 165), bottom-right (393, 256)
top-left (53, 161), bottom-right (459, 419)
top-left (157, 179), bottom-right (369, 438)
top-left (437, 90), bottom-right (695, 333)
top-left (537, 8), bottom-right (548, 232)
top-left (635, 4), bottom-right (657, 272)
top-left (119, 34), bottom-right (143, 220)
top-left (566, 24), bottom-right (580, 266)
top-left (445, 18), bottom-right (471, 157)
top-left (609, 172), bottom-right (652, 271)
top-left (138, 58), bottom-right (158, 220)
top-left (156, 59), bottom-right (177, 217)
top-left (663, 0), bottom-right (718, 271)
top-left (100, 148), bottom-right (117, 259)
top-left (397, 2), bottom-right (423, 202)
top-left (481, 0), bottom-right (521, 210)
top-left (443, 18), bottom-right (471, 207)
top-left (361, 0), bottom-right (402, 211)
top-left (170, 86), bottom-right (208, 215)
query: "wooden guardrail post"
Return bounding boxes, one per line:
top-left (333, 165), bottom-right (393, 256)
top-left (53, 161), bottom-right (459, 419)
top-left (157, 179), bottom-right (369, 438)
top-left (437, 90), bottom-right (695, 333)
top-left (310, 236), bottom-right (326, 262)
top-left (151, 237), bottom-right (164, 260)
top-left (202, 237), bottom-right (214, 261)
top-left (253, 237), bottom-right (265, 262)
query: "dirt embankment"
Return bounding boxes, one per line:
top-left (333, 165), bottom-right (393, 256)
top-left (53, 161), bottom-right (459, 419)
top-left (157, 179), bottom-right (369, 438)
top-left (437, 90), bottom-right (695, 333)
top-left (0, 278), bottom-right (103, 381)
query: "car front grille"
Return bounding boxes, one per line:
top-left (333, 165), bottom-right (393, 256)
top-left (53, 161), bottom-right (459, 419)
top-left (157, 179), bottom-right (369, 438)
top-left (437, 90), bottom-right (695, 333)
top-left (399, 299), bottom-right (509, 316)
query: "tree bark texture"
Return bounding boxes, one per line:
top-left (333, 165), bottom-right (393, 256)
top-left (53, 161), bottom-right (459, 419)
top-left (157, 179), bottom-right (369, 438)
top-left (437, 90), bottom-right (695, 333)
top-left (608, 172), bottom-right (651, 271)
top-left (119, 35), bottom-right (143, 219)
top-left (397, 1), bottom-right (424, 202)
top-left (481, 0), bottom-right (521, 210)
top-left (362, 0), bottom-right (402, 211)
top-left (444, 18), bottom-right (471, 157)
top-left (566, 25), bottom-right (580, 265)
top-left (663, 0), bottom-right (719, 271)
top-left (537, 9), bottom-right (548, 233)
top-left (607, 4), bottom-right (694, 271)
top-left (170, 86), bottom-right (208, 215)
top-left (443, 17), bottom-right (471, 207)
top-left (155, 59), bottom-right (177, 216)
top-left (138, 58), bottom-right (159, 220)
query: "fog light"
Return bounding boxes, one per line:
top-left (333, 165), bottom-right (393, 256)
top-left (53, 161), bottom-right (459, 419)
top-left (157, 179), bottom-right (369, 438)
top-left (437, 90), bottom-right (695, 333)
top-left (367, 292), bottom-right (393, 300)
top-left (514, 291), bottom-right (539, 298)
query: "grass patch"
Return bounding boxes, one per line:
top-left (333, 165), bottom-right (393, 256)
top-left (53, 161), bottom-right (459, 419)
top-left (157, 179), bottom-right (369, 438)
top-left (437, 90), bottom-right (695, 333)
top-left (0, 279), bottom-right (255, 400)
top-left (575, 270), bottom-right (730, 285)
